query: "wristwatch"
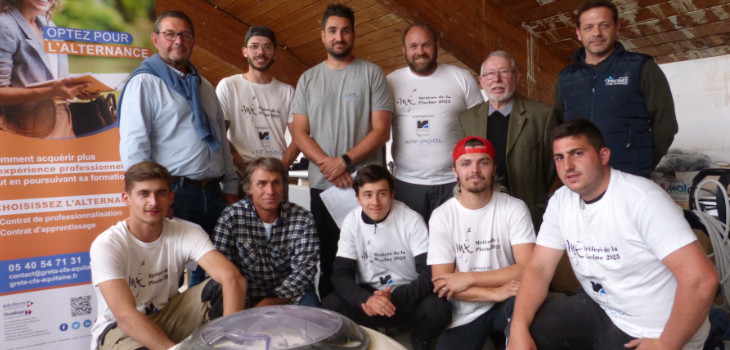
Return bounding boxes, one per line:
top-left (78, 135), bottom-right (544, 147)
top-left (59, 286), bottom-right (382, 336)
top-left (341, 154), bottom-right (352, 167)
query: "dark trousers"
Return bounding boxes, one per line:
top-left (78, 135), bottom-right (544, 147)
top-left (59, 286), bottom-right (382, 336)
top-left (522, 291), bottom-right (634, 349)
top-left (394, 178), bottom-right (455, 224)
top-left (171, 181), bottom-right (226, 287)
top-left (436, 297), bottom-right (515, 350)
top-left (322, 290), bottom-right (452, 342)
top-left (310, 188), bottom-right (340, 298)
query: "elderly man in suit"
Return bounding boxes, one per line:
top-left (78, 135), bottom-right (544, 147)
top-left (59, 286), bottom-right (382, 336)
top-left (458, 51), bottom-right (558, 229)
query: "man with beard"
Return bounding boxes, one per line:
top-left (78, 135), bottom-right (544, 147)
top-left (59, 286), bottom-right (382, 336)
top-left (428, 136), bottom-right (535, 350)
top-left (216, 26), bottom-right (299, 177)
top-left (118, 10), bottom-right (238, 286)
top-left (458, 51), bottom-right (558, 228)
top-left (554, 0), bottom-right (677, 178)
top-left (291, 4), bottom-right (394, 298)
top-left (387, 23), bottom-right (483, 223)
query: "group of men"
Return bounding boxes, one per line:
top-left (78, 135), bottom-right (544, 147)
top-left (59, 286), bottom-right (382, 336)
top-left (88, 0), bottom-right (719, 349)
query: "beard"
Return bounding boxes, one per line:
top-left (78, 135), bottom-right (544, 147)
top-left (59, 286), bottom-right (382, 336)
top-left (485, 84), bottom-right (515, 103)
top-left (406, 52), bottom-right (437, 75)
top-left (326, 42), bottom-right (353, 60)
top-left (248, 55), bottom-right (274, 72)
top-left (459, 174), bottom-right (492, 194)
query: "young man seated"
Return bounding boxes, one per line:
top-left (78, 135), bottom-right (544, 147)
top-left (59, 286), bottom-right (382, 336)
top-left (213, 157), bottom-right (319, 307)
top-left (90, 161), bottom-right (246, 350)
top-left (508, 119), bottom-right (717, 350)
top-left (428, 136), bottom-right (536, 350)
top-left (322, 164), bottom-right (451, 350)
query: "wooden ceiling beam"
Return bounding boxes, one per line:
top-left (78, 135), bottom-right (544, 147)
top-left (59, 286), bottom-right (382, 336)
top-left (156, 0), bottom-right (310, 87)
top-left (375, 0), bottom-right (569, 103)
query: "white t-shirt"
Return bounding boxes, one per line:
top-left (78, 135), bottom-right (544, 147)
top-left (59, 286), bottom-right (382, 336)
top-left (216, 75), bottom-right (294, 161)
top-left (89, 219), bottom-right (215, 349)
top-left (428, 192), bottom-right (535, 328)
top-left (537, 169), bottom-right (708, 349)
top-left (337, 200), bottom-right (429, 290)
top-left (387, 64), bottom-right (483, 185)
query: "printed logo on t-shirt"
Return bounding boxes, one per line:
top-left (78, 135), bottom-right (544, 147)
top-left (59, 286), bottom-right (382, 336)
top-left (591, 281), bottom-right (606, 293)
top-left (258, 132), bottom-right (270, 141)
top-left (604, 76), bottom-right (629, 86)
top-left (416, 119), bottom-right (431, 137)
top-left (456, 228), bottom-right (504, 264)
top-left (395, 88), bottom-right (417, 112)
top-left (240, 104), bottom-right (257, 119)
top-left (565, 239), bottom-right (622, 262)
top-left (378, 274), bottom-right (393, 285)
top-left (342, 91), bottom-right (361, 100)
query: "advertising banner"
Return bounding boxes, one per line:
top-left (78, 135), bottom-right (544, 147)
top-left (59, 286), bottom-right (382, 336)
top-left (0, 1), bottom-right (155, 348)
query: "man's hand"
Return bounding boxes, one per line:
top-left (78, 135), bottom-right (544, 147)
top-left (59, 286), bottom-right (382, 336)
top-left (254, 297), bottom-right (291, 308)
top-left (223, 194), bottom-right (239, 205)
top-left (492, 280), bottom-right (520, 302)
top-left (317, 156), bottom-right (347, 181)
top-left (361, 287), bottom-right (395, 317)
top-left (432, 272), bottom-right (472, 299)
top-left (332, 172), bottom-right (353, 188)
top-left (506, 325), bottom-right (537, 350)
top-left (624, 338), bottom-right (666, 349)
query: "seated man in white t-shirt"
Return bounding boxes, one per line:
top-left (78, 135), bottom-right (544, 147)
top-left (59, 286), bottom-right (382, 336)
top-left (322, 164), bottom-right (452, 350)
top-left (89, 161), bottom-right (246, 350)
top-left (428, 136), bottom-right (536, 350)
top-left (508, 119), bottom-right (718, 350)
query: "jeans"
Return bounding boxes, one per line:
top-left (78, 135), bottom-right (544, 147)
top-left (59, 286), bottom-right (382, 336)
top-left (310, 188), bottom-right (340, 298)
top-left (297, 289), bottom-right (321, 307)
top-left (98, 279), bottom-right (221, 350)
top-left (394, 178), bottom-right (456, 224)
top-left (518, 291), bottom-right (633, 350)
top-left (171, 181), bottom-right (226, 287)
top-left (323, 290), bottom-right (451, 343)
top-left (436, 297), bottom-right (515, 350)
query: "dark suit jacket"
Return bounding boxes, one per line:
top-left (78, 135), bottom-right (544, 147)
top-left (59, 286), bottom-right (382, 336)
top-left (457, 96), bottom-right (558, 228)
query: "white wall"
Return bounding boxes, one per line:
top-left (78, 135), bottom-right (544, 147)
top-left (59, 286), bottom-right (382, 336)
top-left (661, 54), bottom-right (730, 163)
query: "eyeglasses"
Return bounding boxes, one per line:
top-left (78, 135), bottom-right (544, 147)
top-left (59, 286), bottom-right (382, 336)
top-left (481, 69), bottom-right (513, 80)
top-left (247, 44), bottom-right (275, 52)
top-left (157, 31), bottom-right (193, 42)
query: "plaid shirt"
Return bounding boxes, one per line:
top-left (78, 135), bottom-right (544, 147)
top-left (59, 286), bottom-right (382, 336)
top-left (214, 199), bottom-right (319, 307)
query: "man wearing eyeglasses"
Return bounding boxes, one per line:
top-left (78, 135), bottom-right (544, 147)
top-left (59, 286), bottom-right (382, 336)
top-left (118, 10), bottom-right (238, 287)
top-left (458, 51), bottom-right (558, 229)
top-left (216, 26), bottom-right (299, 178)
top-left (386, 23), bottom-right (483, 224)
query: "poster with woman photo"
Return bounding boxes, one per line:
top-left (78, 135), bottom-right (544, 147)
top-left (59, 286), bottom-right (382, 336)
top-left (0, 1), bottom-right (154, 349)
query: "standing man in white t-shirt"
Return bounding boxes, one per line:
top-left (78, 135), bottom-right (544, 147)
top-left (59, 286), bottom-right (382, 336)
top-left (428, 136), bottom-right (536, 350)
top-left (508, 119), bottom-right (717, 350)
top-left (387, 23), bottom-right (483, 223)
top-left (216, 26), bottom-right (299, 176)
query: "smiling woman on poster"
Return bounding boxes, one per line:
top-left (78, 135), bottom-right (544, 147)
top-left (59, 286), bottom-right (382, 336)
top-left (0, 0), bottom-right (96, 138)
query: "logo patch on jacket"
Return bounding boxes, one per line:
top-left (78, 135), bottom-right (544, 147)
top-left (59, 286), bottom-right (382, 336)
top-left (604, 76), bottom-right (629, 86)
